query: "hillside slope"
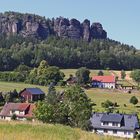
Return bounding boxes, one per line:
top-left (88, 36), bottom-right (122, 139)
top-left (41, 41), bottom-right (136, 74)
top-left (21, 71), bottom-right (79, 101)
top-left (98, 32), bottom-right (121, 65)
top-left (0, 12), bottom-right (139, 71)
top-left (0, 121), bottom-right (123, 140)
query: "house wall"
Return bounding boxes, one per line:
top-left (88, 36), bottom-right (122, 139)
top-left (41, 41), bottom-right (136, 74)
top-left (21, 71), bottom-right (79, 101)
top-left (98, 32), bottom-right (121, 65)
top-left (101, 122), bottom-right (121, 127)
top-left (104, 83), bottom-right (115, 89)
top-left (92, 82), bottom-right (115, 89)
top-left (10, 110), bottom-right (25, 115)
top-left (21, 90), bottom-right (32, 102)
top-left (93, 129), bottom-right (134, 138)
top-left (5, 116), bottom-right (11, 121)
top-left (0, 116), bottom-right (11, 121)
top-left (17, 117), bottom-right (27, 121)
top-left (32, 94), bottom-right (44, 101)
top-left (19, 111), bottom-right (25, 115)
top-left (0, 116), bottom-right (27, 121)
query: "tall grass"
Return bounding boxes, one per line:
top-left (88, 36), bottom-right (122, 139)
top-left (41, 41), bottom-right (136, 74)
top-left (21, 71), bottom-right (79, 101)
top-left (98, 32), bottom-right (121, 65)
top-left (0, 121), bottom-right (123, 140)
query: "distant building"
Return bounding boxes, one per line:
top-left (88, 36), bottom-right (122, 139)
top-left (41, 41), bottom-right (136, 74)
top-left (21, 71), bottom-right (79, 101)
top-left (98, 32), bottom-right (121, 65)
top-left (92, 76), bottom-right (116, 89)
top-left (0, 103), bottom-right (35, 121)
top-left (90, 113), bottom-right (139, 138)
top-left (66, 75), bottom-right (77, 85)
top-left (20, 88), bottom-right (45, 102)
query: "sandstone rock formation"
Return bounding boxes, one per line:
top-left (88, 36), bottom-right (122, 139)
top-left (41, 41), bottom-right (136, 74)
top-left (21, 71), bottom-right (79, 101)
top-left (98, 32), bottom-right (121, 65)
top-left (0, 12), bottom-right (107, 41)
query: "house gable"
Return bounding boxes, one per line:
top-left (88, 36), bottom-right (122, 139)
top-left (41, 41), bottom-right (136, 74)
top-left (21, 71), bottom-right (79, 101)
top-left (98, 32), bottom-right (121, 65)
top-left (20, 88), bottom-right (45, 102)
top-left (90, 113), bottom-right (139, 138)
top-left (0, 103), bottom-right (35, 120)
top-left (92, 76), bottom-right (116, 89)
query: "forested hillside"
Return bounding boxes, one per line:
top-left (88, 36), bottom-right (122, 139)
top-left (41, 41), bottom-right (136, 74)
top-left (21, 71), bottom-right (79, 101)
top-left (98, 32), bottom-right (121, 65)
top-left (0, 12), bottom-right (140, 71)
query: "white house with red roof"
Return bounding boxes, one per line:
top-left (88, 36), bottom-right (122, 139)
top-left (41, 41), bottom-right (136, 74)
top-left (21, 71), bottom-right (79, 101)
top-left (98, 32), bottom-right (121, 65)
top-left (0, 103), bottom-right (35, 121)
top-left (92, 76), bottom-right (116, 89)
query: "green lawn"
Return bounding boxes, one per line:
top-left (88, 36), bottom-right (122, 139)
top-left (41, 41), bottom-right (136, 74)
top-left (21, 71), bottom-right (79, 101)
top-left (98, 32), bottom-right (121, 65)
top-left (0, 81), bottom-right (140, 116)
top-left (0, 81), bottom-right (48, 93)
top-left (86, 88), bottom-right (140, 117)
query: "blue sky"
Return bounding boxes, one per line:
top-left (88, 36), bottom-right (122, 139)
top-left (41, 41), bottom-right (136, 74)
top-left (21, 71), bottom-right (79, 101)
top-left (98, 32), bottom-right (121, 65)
top-left (0, 0), bottom-right (140, 48)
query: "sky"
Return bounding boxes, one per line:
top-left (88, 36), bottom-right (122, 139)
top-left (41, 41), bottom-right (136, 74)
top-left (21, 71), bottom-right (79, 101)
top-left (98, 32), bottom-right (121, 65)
top-left (0, 0), bottom-right (140, 49)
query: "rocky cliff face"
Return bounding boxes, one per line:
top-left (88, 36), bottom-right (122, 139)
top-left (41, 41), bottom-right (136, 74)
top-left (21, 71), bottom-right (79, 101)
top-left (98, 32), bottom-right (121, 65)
top-left (0, 12), bottom-right (107, 41)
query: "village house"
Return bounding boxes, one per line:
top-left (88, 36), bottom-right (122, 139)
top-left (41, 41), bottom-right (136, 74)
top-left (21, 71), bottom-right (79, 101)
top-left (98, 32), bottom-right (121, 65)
top-left (20, 88), bottom-right (45, 102)
top-left (90, 113), bottom-right (139, 138)
top-left (0, 103), bottom-right (35, 121)
top-left (92, 75), bottom-right (116, 89)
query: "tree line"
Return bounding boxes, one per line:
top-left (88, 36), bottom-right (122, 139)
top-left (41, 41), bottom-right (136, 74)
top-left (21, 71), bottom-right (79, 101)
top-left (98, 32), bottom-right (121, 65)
top-left (0, 60), bottom-right (140, 88)
top-left (0, 34), bottom-right (140, 71)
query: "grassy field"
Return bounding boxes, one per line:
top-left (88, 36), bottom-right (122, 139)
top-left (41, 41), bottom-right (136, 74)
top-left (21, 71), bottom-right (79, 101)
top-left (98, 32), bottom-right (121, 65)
top-left (0, 81), bottom-right (48, 93)
top-left (61, 69), bottom-right (111, 79)
top-left (86, 88), bottom-right (140, 117)
top-left (0, 69), bottom-right (139, 140)
top-left (0, 81), bottom-right (140, 116)
top-left (0, 121), bottom-right (124, 140)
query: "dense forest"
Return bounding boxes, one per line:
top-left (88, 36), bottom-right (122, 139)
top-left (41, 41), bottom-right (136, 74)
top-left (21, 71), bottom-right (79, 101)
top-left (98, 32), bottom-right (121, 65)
top-left (0, 12), bottom-right (140, 71)
top-left (0, 34), bottom-right (140, 71)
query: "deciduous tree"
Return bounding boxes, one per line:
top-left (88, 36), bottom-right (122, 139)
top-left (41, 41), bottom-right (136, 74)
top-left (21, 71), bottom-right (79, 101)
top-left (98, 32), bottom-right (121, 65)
top-left (76, 67), bottom-right (90, 85)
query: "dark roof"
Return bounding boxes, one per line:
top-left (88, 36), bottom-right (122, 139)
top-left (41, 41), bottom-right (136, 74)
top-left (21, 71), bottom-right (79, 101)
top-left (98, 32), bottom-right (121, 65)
top-left (25, 88), bottom-right (45, 95)
top-left (67, 77), bottom-right (77, 82)
top-left (90, 113), bottom-right (139, 131)
top-left (101, 113), bottom-right (123, 123)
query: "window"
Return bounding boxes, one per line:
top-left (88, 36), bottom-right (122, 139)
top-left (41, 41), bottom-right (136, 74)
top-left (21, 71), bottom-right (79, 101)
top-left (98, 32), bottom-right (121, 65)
top-left (124, 131), bottom-right (131, 135)
top-left (12, 110), bottom-right (15, 114)
top-left (104, 129), bottom-right (108, 133)
top-left (112, 122), bottom-right (118, 126)
top-left (113, 130), bottom-right (117, 134)
top-left (103, 122), bottom-right (109, 125)
top-left (124, 131), bottom-right (127, 135)
top-left (2, 116), bottom-right (5, 119)
top-left (19, 111), bottom-right (24, 115)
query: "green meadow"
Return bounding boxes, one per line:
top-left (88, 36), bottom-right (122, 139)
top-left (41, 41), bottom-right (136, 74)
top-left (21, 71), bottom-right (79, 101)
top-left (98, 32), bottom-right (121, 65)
top-left (0, 80), bottom-right (140, 117)
top-left (0, 69), bottom-right (139, 140)
top-left (61, 69), bottom-right (111, 79)
top-left (0, 121), bottom-right (124, 140)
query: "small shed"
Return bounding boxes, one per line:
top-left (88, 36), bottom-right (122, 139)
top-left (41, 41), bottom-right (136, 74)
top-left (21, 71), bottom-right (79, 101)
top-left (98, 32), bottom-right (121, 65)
top-left (20, 88), bottom-right (45, 102)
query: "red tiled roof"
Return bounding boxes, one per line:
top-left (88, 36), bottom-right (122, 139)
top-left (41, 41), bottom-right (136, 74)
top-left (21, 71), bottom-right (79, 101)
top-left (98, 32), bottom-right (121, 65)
top-left (92, 76), bottom-right (115, 83)
top-left (18, 103), bottom-right (29, 111)
top-left (0, 103), bottom-right (35, 118)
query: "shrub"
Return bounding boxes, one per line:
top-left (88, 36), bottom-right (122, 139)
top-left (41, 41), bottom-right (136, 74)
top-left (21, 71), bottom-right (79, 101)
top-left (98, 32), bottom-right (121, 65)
top-left (130, 96), bottom-right (138, 106)
top-left (11, 114), bottom-right (17, 120)
top-left (136, 134), bottom-right (140, 140)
